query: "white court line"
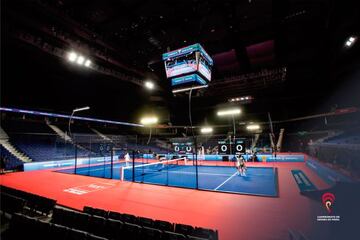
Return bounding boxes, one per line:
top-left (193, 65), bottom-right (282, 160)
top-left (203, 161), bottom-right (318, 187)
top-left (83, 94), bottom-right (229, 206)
top-left (151, 170), bottom-right (231, 177)
top-left (74, 167), bottom-right (234, 177)
top-left (214, 171), bottom-right (239, 190)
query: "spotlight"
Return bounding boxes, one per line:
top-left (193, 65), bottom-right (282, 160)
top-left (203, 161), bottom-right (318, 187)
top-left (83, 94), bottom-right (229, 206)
top-left (345, 36), bottom-right (357, 48)
top-left (140, 116), bottom-right (158, 125)
top-left (200, 127), bottom-right (213, 134)
top-left (68, 52), bottom-right (77, 62)
top-left (217, 108), bottom-right (241, 116)
top-left (145, 81), bottom-right (155, 90)
top-left (228, 96), bottom-right (253, 103)
top-left (77, 56), bottom-right (85, 65)
top-left (84, 59), bottom-right (91, 67)
top-left (246, 124), bottom-right (260, 130)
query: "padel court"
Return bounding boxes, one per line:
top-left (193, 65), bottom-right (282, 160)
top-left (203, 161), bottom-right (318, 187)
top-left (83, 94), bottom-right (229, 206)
top-left (57, 159), bottom-right (278, 197)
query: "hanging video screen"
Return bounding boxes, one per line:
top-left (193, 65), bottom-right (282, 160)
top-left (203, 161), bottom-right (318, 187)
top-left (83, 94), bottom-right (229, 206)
top-left (163, 43), bottom-right (213, 83)
top-left (164, 52), bottom-right (197, 79)
top-left (198, 53), bottom-right (212, 81)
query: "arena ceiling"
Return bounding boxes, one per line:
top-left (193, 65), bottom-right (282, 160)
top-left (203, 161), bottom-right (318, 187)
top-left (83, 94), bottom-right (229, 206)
top-left (1, 0), bottom-right (359, 128)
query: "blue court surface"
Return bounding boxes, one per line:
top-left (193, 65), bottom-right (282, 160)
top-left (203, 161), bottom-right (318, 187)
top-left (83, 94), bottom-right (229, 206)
top-left (58, 162), bottom-right (278, 197)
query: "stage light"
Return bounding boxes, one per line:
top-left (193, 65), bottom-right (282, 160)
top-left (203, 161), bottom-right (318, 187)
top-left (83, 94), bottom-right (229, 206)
top-left (140, 116), bottom-right (158, 125)
top-left (145, 81), bottom-right (155, 90)
top-left (217, 108), bottom-right (241, 116)
top-left (246, 124), bottom-right (260, 130)
top-left (228, 96), bottom-right (253, 103)
top-left (68, 52), bottom-right (77, 62)
top-left (345, 36), bottom-right (357, 48)
top-left (200, 127), bottom-right (213, 134)
top-left (77, 55), bottom-right (85, 65)
top-left (84, 59), bottom-right (91, 67)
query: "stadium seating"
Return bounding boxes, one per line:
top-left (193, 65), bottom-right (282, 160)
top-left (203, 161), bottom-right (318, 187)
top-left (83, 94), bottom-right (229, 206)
top-left (0, 185), bottom-right (56, 216)
top-left (1, 187), bottom-right (218, 240)
top-left (324, 130), bottom-right (360, 144)
top-left (82, 205), bottom-right (218, 240)
top-left (12, 134), bottom-right (89, 162)
top-left (0, 144), bottom-right (24, 170)
top-left (0, 192), bottom-right (26, 215)
top-left (7, 213), bottom-right (108, 240)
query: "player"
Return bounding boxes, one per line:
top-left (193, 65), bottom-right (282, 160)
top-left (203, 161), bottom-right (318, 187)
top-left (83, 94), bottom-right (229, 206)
top-left (236, 155), bottom-right (247, 176)
top-left (124, 152), bottom-right (130, 167)
top-left (252, 152), bottom-right (258, 162)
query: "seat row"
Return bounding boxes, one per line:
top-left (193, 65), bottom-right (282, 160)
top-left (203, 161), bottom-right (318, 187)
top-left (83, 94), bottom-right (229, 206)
top-left (52, 206), bottom-right (217, 240)
top-left (83, 206), bottom-right (218, 239)
top-left (0, 185), bottom-right (57, 215)
top-left (0, 192), bottom-right (26, 215)
top-left (8, 213), bottom-right (106, 240)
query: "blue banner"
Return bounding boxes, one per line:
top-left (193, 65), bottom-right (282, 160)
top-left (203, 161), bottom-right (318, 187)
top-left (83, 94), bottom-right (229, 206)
top-left (291, 169), bottom-right (317, 191)
top-left (143, 154), bottom-right (304, 162)
top-left (306, 159), bottom-right (352, 186)
top-left (23, 156), bottom-right (119, 171)
top-left (171, 74), bottom-right (207, 86)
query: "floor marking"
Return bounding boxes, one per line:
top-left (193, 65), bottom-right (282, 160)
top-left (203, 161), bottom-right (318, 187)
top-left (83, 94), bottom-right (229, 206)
top-left (214, 171), bottom-right (239, 190)
top-left (63, 182), bottom-right (115, 195)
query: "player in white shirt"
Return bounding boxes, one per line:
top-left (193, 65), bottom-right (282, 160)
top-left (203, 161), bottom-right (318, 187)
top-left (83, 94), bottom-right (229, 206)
top-left (236, 155), bottom-right (247, 176)
top-left (124, 152), bottom-right (131, 167)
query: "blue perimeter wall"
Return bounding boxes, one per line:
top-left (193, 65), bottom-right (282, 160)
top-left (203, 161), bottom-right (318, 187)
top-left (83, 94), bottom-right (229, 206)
top-left (306, 159), bottom-right (353, 186)
top-left (24, 156), bottom-right (119, 171)
top-left (24, 154), bottom-right (304, 171)
top-left (144, 154), bottom-right (305, 162)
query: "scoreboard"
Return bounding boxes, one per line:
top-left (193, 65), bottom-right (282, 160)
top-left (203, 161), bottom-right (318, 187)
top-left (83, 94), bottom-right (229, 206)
top-left (162, 43), bottom-right (213, 81)
top-left (173, 142), bottom-right (193, 154)
top-left (162, 43), bottom-right (213, 93)
top-left (218, 139), bottom-right (246, 155)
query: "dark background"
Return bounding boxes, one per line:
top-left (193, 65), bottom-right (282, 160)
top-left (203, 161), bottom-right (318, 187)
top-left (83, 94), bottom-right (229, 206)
top-left (1, 0), bottom-right (360, 129)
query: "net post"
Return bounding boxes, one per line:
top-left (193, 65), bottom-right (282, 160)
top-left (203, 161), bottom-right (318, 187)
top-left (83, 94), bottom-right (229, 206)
top-left (132, 150), bottom-right (135, 182)
top-left (74, 144), bottom-right (78, 174)
top-left (120, 166), bottom-right (124, 181)
top-left (110, 145), bottom-right (113, 179)
top-left (194, 136), bottom-right (198, 189)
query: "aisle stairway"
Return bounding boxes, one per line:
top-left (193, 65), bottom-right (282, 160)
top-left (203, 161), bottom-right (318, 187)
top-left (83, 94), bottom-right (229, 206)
top-left (46, 121), bottom-right (89, 152)
top-left (90, 128), bottom-right (112, 142)
top-left (0, 126), bottom-right (32, 162)
top-left (46, 122), bottom-right (72, 142)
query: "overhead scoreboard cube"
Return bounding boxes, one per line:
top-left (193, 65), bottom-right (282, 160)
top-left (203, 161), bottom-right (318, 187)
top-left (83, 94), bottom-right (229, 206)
top-left (162, 43), bottom-right (213, 93)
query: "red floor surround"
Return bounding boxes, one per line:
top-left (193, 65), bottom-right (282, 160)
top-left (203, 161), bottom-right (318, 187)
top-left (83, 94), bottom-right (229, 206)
top-left (1, 162), bottom-right (330, 240)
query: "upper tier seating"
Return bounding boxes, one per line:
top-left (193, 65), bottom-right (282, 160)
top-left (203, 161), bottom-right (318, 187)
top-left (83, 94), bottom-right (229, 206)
top-left (325, 130), bottom-right (360, 144)
top-left (12, 135), bottom-right (88, 162)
